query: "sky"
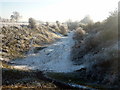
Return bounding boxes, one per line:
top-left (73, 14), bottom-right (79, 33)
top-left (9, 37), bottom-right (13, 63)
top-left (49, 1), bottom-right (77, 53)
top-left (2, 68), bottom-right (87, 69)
top-left (0, 0), bottom-right (119, 22)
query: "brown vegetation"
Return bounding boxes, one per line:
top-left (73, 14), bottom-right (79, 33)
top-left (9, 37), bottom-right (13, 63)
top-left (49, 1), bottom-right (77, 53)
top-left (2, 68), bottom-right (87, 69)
top-left (1, 20), bottom-right (68, 61)
top-left (71, 11), bottom-right (119, 87)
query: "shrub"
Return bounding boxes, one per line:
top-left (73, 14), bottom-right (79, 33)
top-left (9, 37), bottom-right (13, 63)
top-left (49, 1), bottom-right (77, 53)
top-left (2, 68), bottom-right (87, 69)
top-left (73, 27), bottom-right (86, 40)
top-left (28, 18), bottom-right (37, 29)
top-left (66, 20), bottom-right (79, 30)
top-left (71, 10), bottom-right (119, 86)
top-left (80, 15), bottom-right (94, 25)
top-left (59, 24), bottom-right (68, 36)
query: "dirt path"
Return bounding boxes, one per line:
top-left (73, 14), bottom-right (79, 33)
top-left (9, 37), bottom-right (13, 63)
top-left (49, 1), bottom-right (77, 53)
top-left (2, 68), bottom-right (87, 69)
top-left (10, 31), bottom-right (84, 72)
top-left (4, 31), bottom-right (92, 89)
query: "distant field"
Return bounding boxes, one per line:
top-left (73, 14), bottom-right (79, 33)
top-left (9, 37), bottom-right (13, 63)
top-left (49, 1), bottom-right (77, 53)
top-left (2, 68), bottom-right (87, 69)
top-left (0, 22), bottom-right (29, 27)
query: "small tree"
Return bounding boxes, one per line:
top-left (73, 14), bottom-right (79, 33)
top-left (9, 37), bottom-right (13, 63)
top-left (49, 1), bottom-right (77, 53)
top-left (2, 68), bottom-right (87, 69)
top-left (10, 11), bottom-right (21, 22)
top-left (80, 15), bottom-right (93, 24)
top-left (56, 21), bottom-right (60, 27)
top-left (0, 16), bottom-right (1, 22)
top-left (46, 22), bottom-right (49, 26)
top-left (66, 20), bottom-right (79, 30)
top-left (10, 15), bottom-right (15, 22)
top-left (28, 18), bottom-right (37, 29)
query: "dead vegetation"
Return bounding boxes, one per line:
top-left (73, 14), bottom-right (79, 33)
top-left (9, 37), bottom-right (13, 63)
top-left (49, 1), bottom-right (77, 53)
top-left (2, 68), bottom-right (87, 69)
top-left (2, 67), bottom-right (57, 89)
top-left (0, 21), bottom-right (68, 61)
top-left (1, 21), bottom-right (68, 89)
top-left (71, 10), bottom-right (119, 87)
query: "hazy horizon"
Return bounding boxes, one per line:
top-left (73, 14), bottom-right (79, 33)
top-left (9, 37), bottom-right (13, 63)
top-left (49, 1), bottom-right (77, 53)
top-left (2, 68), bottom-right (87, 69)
top-left (0, 0), bottom-right (119, 22)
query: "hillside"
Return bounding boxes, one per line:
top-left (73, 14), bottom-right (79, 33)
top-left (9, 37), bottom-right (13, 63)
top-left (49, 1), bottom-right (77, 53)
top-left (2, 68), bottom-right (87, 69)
top-left (71, 11), bottom-right (119, 87)
top-left (1, 22), bottom-right (68, 61)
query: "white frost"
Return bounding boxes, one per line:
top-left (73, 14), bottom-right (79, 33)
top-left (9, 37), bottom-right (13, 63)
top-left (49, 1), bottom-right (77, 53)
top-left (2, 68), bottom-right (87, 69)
top-left (11, 31), bottom-right (83, 72)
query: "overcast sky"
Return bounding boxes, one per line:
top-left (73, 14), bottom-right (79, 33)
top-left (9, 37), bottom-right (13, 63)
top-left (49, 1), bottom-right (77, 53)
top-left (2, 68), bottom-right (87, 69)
top-left (0, 0), bottom-right (119, 22)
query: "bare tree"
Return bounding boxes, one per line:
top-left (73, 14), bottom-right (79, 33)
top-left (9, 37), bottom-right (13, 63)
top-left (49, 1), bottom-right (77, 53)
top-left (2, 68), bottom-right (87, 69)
top-left (0, 16), bottom-right (1, 22)
top-left (56, 21), bottom-right (60, 27)
top-left (10, 15), bottom-right (15, 22)
top-left (10, 11), bottom-right (21, 22)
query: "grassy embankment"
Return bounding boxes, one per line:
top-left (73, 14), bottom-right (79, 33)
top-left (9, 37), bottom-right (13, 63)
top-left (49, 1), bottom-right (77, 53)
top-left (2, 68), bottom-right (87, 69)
top-left (1, 22), bottom-right (68, 89)
top-left (1, 22), bottom-right (68, 61)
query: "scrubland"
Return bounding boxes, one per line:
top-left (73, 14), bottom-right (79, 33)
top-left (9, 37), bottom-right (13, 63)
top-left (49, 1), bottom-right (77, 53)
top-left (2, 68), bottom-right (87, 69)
top-left (1, 21), bottom-right (68, 89)
top-left (0, 21), bottom-right (68, 61)
top-left (71, 11), bottom-right (119, 87)
top-left (1, 10), bottom-right (119, 89)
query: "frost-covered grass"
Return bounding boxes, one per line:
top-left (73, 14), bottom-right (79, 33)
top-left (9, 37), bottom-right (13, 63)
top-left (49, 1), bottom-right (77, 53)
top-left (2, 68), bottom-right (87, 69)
top-left (8, 31), bottom-right (84, 72)
top-left (1, 22), bottom-right (68, 61)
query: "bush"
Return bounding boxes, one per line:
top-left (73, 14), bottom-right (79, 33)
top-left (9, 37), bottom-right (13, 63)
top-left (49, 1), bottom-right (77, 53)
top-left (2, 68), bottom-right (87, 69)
top-left (66, 20), bottom-right (79, 30)
top-left (73, 27), bottom-right (86, 40)
top-left (71, 10), bottom-right (119, 86)
top-left (80, 15), bottom-right (94, 25)
top-left (59, 24), bottom-right (68, 36)
top-left (28, 18), bottom-right (37, 29)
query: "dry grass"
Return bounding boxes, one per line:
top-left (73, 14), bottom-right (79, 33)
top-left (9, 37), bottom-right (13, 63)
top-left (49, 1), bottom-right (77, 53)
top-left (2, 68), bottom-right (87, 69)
top-left (1, 22), bottom-right (69, 89)
top-left (2, 67), bottom-right (57, 89)
top-left (1, 22), bottom-right (68, 61)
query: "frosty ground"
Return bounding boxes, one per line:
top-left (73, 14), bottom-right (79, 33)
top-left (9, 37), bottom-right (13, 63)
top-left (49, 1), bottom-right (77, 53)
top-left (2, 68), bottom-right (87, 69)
top-left (10, 31), bottom-right (84, 72)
